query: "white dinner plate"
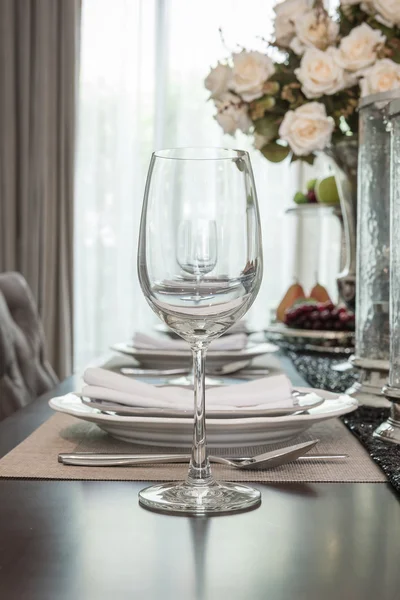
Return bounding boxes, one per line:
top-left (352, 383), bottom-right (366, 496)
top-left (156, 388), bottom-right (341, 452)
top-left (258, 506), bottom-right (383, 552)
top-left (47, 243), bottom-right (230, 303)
top-left (49, 389), bottom-right (357, 448)
top-left (110, 341), bottom-right (278, 369)
top-left (80, 390), bottom-right (325, 419)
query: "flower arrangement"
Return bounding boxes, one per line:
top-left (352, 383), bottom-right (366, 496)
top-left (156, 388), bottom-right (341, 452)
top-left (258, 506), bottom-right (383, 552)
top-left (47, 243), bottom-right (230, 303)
top-left (205, 0), bottom-right (400, 163)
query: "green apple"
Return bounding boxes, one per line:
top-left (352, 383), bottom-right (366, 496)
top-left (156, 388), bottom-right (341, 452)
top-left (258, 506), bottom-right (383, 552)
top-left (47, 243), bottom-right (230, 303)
top-left (293, 191), bottom-right (308, 204)
top-left (315, 176), bottom-right (340, 204)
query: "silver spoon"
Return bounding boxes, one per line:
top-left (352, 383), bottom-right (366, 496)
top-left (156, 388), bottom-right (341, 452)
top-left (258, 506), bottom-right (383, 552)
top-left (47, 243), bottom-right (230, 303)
top-left (58, 440), bottom-right (348, 471)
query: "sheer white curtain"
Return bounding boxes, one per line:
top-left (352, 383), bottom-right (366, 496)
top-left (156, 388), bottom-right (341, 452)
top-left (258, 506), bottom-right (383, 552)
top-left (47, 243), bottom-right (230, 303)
top-left (74, 0), bottom-right (304, 369)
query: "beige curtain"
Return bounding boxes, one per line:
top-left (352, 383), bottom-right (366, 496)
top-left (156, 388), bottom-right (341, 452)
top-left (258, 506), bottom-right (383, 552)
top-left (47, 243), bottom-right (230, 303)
top-left (0, 0), bottom-right (81, 379)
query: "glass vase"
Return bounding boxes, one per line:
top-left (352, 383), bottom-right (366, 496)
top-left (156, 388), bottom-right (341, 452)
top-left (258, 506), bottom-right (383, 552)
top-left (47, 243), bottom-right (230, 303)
top-left (325, 139), bottom-right (358, 310)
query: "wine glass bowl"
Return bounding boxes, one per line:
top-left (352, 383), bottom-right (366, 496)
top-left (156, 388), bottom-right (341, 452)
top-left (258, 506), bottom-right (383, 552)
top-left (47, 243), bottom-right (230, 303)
top-left (137, 147), bottom-right (263, 515)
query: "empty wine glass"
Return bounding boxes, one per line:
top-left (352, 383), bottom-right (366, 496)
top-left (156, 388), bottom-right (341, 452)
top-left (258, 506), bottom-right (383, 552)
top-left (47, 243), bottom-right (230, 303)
top-left (137, 147), bottom-right (263, 515)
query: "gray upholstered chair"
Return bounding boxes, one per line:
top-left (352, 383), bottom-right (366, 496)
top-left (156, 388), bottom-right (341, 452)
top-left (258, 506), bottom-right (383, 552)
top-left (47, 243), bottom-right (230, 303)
top-left (0, 272), bottom-right (58, 421)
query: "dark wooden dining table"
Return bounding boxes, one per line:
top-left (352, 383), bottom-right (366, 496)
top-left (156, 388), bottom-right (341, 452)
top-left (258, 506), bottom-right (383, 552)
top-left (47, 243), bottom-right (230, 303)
top-left (1, 356), bottom-right (400, 600)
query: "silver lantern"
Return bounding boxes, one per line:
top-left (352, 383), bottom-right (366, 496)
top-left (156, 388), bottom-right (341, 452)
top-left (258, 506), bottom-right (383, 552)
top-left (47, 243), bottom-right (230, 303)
top-left (374, 96), bottom-right (400, 443)
top-left (346, 90), bottom-right (400, 406)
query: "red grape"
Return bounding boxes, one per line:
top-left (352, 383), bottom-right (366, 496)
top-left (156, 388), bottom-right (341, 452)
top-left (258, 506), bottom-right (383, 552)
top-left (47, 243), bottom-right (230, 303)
top-left (307, 190), bottom-right (317, 203)
top-left (283, 300), bottom-right (355, 332)
top-left (319, 310), bottom-right (331, 321)
top-left (339, 312), bottom-right (351, 323)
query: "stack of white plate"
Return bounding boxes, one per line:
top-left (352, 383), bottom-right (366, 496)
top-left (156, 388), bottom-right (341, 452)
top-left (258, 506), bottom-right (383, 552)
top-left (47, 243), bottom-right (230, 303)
top-left (50, 388), bottom-right (357, 449)
top-left (54, 332), bottom-right (358, 448)
top-left (110, 339), bottom-right (276, 370)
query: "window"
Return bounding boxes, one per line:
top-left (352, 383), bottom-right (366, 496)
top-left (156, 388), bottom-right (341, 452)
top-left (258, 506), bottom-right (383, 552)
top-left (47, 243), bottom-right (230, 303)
top-left (74, 0), bottom-right (314, 369)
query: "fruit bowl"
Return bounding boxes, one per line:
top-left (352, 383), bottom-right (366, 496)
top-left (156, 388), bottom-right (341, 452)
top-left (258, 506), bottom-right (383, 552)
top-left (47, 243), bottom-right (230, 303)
top-left (267, 300), bottom-right (355, 355)
top-left (264, 323), bottom-right (355, 355)
top-left (285, 204), bottom-right (341, 216)
top-left (292, 176), bottom-right (341, 207)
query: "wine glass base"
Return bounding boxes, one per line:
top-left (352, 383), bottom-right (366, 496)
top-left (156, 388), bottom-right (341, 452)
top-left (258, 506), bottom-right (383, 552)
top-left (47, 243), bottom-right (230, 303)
top-left (138, 480), bottom-right (261, 516)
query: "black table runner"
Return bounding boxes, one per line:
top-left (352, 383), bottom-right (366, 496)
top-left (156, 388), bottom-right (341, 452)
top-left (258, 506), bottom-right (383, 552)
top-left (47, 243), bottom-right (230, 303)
top-left (287, 350), bottom-right (400, 494)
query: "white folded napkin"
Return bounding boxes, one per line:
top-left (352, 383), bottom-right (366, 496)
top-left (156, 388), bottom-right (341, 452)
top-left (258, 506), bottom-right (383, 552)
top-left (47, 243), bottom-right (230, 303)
top-left (133, 332), bottom-right (247, 351)
top-left (81, 367), bottom-right (293, 411)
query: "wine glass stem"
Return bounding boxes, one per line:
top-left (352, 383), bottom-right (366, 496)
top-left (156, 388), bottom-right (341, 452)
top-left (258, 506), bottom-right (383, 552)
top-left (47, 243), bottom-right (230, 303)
top-left (187, 343), bottom-right (212, 485)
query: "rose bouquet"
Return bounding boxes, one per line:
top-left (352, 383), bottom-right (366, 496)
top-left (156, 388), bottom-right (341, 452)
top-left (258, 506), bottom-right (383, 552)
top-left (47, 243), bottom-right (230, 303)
top-left (205, 0), bottom-right (400, 163)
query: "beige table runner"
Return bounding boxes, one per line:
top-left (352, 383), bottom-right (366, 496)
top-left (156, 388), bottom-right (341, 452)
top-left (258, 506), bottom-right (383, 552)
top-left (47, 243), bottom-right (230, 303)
top-left (0, 412), bottom-right (387, 483)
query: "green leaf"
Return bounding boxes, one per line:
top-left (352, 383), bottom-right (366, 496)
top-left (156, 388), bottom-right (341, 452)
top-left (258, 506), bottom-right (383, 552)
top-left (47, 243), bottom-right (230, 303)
top-left (291, 153), bottom-right (315, 165)
top-left (261, 142), bottom-right (290, 163)
top-left (258, 96), bottom-right (276, 111)
top-left (249, 96), bottom-right (278, 120)
top-left (253, 117), bottom-right (280, 143)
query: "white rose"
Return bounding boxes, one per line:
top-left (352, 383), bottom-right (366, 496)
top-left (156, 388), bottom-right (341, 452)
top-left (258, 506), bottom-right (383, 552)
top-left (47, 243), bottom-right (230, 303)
top-left (360, 58), bottom-right (400, 96)
top-left (204, 63), bottom-right (232, 99)
top-left (274, 0), bottom-right (311, 47)
top-left (231, 51), bottom-right (275, 102)
top-left (290, 9), bottom-right (339, 56)
top-left (214, 93), bottom-right (252, 135)
top-left (279, 102), bottom-right (334, 156)
top-left (335, 24), bottom-right (386, 72)
top-left (290, 37), bottom-right (307, 56)
top-left (365, 0), bottom-right (400, 28)
top-left (274, 15), bottom-right (296, 47)
top-left (360, 1), bottom-right (374, 14)
top-left (295, 48), bottom-right (348, 99)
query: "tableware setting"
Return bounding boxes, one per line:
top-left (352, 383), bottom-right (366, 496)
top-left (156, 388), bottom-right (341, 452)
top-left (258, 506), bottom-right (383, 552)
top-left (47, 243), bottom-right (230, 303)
top-left (49, 365), bottom-right (357, 447)
top-left (112, 330), bottom-right (276, 386)
top-left (85, 348), bottom-right (274, 389)
top-left (58, 450), bottom-right (347, 468)
top-left (57, 439), bottom-right (347, 469)
top-left (50, 146), bottom-right (362, 516)
top-left (111, 337), bottom-right (277, 370)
